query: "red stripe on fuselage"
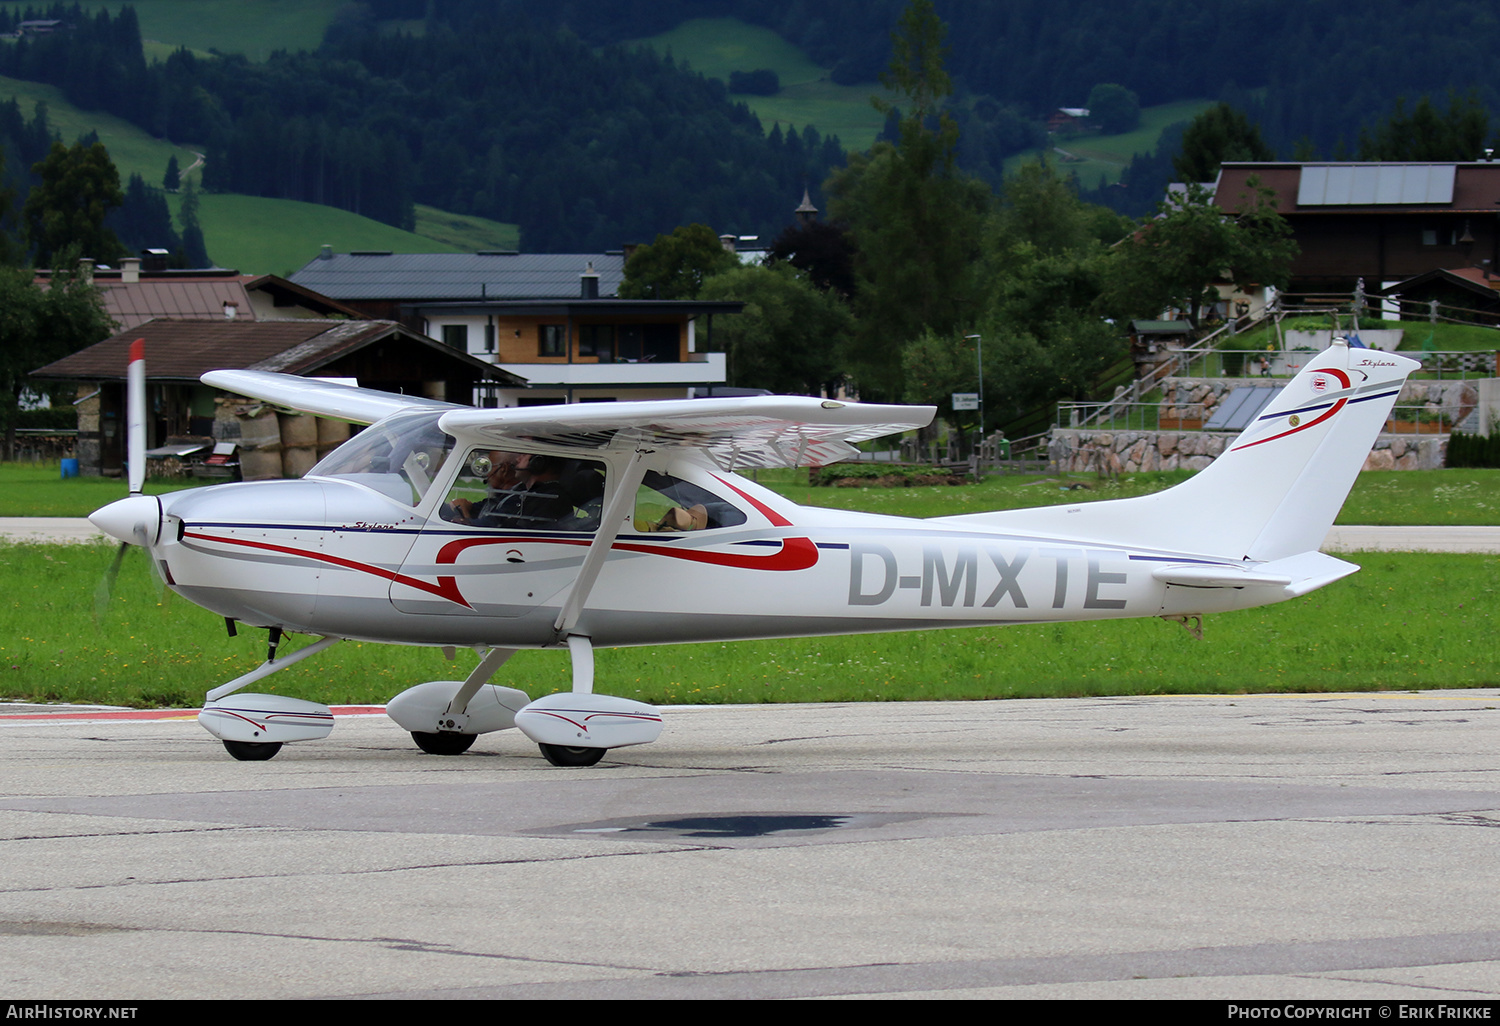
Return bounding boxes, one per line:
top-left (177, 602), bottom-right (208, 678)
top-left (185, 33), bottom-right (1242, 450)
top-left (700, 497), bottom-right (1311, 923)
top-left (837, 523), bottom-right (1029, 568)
top-left (185, 526), bottom-right (819, 610)
top-left (183, 531), bottom-right (472, 607)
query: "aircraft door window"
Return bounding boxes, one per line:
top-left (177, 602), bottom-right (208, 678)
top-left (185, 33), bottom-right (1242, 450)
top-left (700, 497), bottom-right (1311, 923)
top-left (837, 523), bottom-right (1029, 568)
top-left (440, 448), bottom-right (605, 533)
top-left (633, 471), bottom-right (747, 532)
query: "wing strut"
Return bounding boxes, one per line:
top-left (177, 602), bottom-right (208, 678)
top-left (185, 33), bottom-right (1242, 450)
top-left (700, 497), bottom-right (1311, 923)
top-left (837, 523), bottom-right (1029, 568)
top-left (552, 448), bottom-right (653, 639)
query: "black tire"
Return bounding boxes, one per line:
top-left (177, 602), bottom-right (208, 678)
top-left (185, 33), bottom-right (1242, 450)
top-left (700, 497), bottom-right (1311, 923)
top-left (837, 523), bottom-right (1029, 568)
top-left (411, 731), bottom-right (477, 755)
top-left (223, 739), bottom-right (282, 761)
top-left (540, 743), bottom-right (605, 767)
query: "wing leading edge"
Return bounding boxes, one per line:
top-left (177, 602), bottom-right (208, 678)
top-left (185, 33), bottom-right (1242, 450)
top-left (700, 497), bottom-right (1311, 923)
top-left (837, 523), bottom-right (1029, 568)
top-left (203, 371), bottom-right (934, 470)
top-left (202, 369), bottom-right (461, 425)
top-left (439, 396), bottom-right (935, 470)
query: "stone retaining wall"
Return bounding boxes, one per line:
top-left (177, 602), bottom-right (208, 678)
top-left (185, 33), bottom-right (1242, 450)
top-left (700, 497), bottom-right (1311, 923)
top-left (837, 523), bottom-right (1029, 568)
top-left (1049, 427), bottom-right (1448, 473)
top-left (1157, 376), bottom-right (1479, 431)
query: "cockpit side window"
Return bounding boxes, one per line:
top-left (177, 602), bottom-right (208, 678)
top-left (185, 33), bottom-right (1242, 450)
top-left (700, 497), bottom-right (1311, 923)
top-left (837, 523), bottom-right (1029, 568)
top-left (633, 471), bottom-right (747, 532)
top-left (307, 410), bottom-right (457, 506)
top-left (438, 447), bottom-right (606, 533)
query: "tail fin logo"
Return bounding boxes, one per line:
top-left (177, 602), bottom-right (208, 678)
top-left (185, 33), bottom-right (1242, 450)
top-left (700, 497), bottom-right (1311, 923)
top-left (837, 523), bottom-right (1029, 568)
top-left (1312, 376), bottom-right (1329, 393)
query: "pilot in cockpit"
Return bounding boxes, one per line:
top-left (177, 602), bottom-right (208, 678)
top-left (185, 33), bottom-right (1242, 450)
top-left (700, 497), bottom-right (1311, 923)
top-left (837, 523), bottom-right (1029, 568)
top-left (446, 449), bottom-right (522, 524)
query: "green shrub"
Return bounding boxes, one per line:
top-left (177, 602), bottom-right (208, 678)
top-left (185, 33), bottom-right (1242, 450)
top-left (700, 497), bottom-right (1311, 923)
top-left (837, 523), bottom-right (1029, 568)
top-left (1446, 431), bottom-right (1500, 468)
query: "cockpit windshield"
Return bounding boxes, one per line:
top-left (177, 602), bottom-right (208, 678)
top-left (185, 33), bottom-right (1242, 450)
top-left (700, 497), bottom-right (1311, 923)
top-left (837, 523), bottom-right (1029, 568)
top-left (307, 409), bottom-right (457, 506)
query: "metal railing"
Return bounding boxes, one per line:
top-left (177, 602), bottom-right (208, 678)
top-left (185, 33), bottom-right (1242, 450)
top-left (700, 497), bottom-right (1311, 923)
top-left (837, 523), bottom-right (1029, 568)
top-left (1053, 399), bottom-right (1463, 436)
top-left (1172, 348), bottom-right (1495, 381)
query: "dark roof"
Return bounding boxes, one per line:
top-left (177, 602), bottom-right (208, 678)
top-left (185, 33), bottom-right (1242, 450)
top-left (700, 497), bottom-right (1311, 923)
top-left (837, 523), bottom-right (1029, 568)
top-left (1379, 266), bottom-right (1500, 300)
top-left (290, 251), bottom-right (626, 302)
top-left (32, 319), bottom-right (523, 385)
top-left (34, 271), bottom-right (365, 330)
top-left (410, 299), bottom-right (745, 317)
top-left (1215, 162), bottom-right (1500, 215)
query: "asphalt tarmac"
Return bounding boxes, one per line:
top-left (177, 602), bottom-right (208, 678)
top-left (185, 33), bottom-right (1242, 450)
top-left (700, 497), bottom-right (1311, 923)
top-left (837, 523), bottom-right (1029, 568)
top-left (2, 691), bottom-right (1498, 1000)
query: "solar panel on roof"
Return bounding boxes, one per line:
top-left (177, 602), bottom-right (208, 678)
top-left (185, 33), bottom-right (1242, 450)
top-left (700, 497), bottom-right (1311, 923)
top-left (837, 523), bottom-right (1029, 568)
top-left (1203, 385), bottom-right (1283, 431)
top-left (1297, 164), bottom-right (1455, 206)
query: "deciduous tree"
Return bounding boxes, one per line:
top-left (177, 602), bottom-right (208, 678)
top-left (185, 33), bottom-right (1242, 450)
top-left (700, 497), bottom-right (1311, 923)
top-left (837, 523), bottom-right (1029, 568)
top-left (699, 263), bottom-right (852, 395)
top-left (1102, 180), bottom-right (1296, 329)
top-left (619, 223), bottom-right (738, 300)
top-left (1087, 83), bottom-right (1140, 135)
top-left (0, 257), bottom-right (114, 459)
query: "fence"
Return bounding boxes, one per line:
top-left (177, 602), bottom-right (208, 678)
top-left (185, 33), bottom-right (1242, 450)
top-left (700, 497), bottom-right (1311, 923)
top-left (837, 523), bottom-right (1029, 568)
top-left (1170, 347), bottom-right (1496, 381)
top-left (842, 426), bottom-right (1052, 476)
top-left (1056, 397), bottom-right (1465, 436)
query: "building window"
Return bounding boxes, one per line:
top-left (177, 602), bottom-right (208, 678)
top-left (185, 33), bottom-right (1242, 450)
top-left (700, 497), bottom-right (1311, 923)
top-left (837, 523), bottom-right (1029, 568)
top-left (442, 324), bottom-right (469, 350)
top-left (578, 324), bottom-right (614, 360)
top-left (1422, 228), bottom-right (1458, 247)
top-left (539, 324), bottom-right (566, 357)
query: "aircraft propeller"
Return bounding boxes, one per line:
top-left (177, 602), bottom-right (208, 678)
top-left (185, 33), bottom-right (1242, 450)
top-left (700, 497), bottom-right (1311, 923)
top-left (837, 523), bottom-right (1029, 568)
top-left (93, 339), bottom-right (152, 620)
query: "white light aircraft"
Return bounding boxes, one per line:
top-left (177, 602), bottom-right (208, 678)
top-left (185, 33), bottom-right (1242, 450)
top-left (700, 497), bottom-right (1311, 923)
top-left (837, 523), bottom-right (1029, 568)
top-left (91, 339), bottom-right (1418, 765)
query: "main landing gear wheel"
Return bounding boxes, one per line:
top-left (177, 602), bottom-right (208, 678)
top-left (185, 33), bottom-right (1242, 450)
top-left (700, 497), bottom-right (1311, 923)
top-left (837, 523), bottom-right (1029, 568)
top-left (223, 739), bottom-right (283, 761)
top-left (411, 731), bottom-right (477, 755)
top-left (539, 743), bottom-right (606, 767)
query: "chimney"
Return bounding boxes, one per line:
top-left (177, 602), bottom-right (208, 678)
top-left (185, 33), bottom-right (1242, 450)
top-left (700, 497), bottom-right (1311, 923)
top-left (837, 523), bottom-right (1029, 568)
top-left (720, 234), bottom-right (737, 253)
top-left (77, 258), bottom-right (94, 283)
top-left (319, 244), bottom-right (333, 260)
top-left (121, 257), bottom-right (141, 284)
top-left (223, 301), bottom-right (239, 321)
top-left (581, 261), bottom-right (599, 300)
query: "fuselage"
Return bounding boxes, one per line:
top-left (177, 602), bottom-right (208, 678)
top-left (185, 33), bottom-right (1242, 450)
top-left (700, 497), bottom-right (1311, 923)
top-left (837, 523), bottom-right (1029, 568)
top-left (127, 440), bottom-right (1277, 651)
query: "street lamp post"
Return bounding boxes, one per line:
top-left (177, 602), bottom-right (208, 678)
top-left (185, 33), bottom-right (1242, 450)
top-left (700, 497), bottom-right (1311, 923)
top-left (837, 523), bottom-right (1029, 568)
top-left (964, 333), bottom-right (983, 446)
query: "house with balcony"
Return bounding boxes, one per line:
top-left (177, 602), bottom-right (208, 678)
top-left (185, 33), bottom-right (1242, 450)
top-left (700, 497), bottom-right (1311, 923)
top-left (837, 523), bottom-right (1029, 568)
top-left (290, 249), bottom-right (744, 406)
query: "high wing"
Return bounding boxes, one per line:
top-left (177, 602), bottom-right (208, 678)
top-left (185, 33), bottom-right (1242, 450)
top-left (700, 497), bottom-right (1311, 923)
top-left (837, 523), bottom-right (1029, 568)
top-left (437, 396), bottom-right (936, 470)
top-left (202, 369), bottom-right (461, 425)
top-left (202, 370), bottom-right (933, 469)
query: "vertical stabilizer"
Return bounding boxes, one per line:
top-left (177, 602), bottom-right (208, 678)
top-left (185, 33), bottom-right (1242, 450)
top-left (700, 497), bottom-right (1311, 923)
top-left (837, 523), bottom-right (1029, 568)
top-left (935, 342), bottom-right (1420, 560)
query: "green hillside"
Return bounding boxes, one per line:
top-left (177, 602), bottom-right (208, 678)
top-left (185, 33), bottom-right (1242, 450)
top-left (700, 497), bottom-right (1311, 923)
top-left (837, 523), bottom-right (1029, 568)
top-left (630, 17), bottom-right (893, 152)
top-left (0, 74), bottom-right (518, 271)
top-left (0, 73), bottom-right (192, 185)
top-left (0, 0), bottom-right (345, 62)
top-left (177, 194), bottom-right (458, 278)
top-left (1006, 99), bottom-right (1213, 188)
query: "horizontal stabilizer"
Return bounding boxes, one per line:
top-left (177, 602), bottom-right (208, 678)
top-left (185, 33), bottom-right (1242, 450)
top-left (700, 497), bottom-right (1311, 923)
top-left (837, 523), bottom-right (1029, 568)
top-left (1151, 564), bottom-right (1293, 588)
top-left (1154, 551), bottom-right (1357, 598)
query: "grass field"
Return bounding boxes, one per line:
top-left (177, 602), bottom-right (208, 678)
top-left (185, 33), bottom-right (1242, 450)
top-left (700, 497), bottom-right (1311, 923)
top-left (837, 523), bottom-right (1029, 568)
top-left (629, 17), bottom-right (893, 151)
top-left (1, 544), bottom-right (1493, 709)
top-left (5, 462), bottom-right (1497, 707)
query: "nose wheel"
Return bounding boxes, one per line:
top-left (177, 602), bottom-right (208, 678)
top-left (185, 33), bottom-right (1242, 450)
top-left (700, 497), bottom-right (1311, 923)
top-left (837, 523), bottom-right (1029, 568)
top-left (411, 731), bottom-right (478, 755)
top-left (223, 740), bottom-right (283, 761)
top-left (539, 743), bottom-right (606, 767)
